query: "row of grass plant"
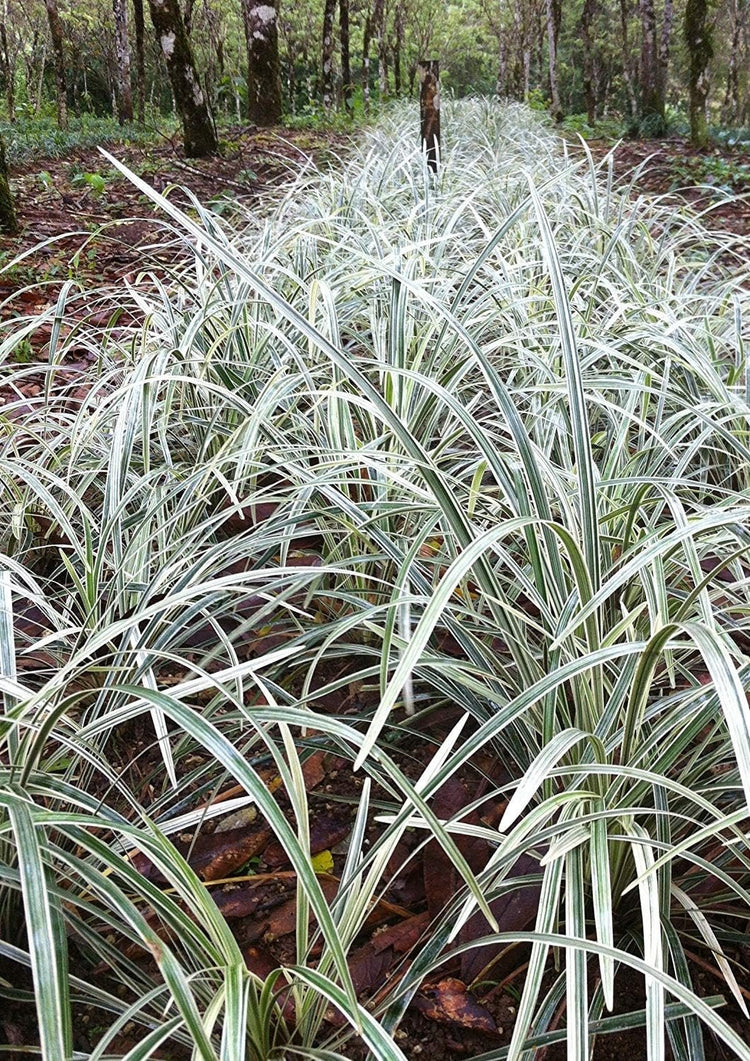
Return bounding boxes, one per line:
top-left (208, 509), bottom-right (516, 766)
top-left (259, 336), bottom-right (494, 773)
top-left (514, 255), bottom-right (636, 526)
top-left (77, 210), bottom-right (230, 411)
top-left (1, 98), bottom-right (749, 1060)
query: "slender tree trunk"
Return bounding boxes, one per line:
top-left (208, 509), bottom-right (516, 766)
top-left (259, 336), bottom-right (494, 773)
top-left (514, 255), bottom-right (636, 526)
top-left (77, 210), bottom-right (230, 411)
top-left (370, 0), bottom-right (385, 100)
top-left (321, 0), bottom-right (336, 108)
top-left (0, 135), bottom-right (16, 234)
top-left (658, 0), bottom-right (674, 113)
top-left (340, 0), bottom-right (352, 113)
top-left (43, 0), bottom-right (67, 129)
top-left (0, 23), bottom-right (14, 122)
top-left (112, 0), bottom-right (133, 123)
top-left (685, 0), bottom-right (713, 147)
top-left (393, 3), bottom-right (403, 95)
top-left (581, 0), bottom-right (598, 124)
top-left (545, 0), bottom-right (562, 120)
top-left (496, 36), bottom-right (509, 98)
top-left (722, 0), bottom-right (744, 122)
top-left (362, 11), bottom-right (371, 109)
top-left (418, 59), bottom-right (439, 172)
top-left (147, 0), bottom-right (217, 156)
top-left (511, 2), bottom-right (524, 98)
top-left (241, 0), bottom-right (282, 125)
top-left (639, 0), bottom-right (664, 129)
top-left (132, 0), bottom-right (146, 123)
top-left (619, 0), bottom-right (639, 119)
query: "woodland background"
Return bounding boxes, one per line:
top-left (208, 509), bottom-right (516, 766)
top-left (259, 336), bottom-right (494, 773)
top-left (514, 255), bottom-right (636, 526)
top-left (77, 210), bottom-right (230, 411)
top-left (0, 0), bottom-right (747, 154)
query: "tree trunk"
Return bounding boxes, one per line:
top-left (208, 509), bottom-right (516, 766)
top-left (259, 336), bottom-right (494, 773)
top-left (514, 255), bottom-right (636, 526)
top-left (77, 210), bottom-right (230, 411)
top-left (43, 0), bottom-right (67, 130)
top-left (658, 0), bottom-right (674, 115)
top-left (685, 0), bottom-right (713, 147)
top-left (721, 0), bottom-right (744, 122)
top-left (581, 0), bottom-right (598, 124)
top-left (0, 135), bottom-right (16, 234)
top-left (132, 0), bottom-right (146, 123)
top-left (241, 0), bottom-right (282, 126)
top-left (545, 0), bottom-right (562, 120)
top-left (496, 36), bottom-right (509, 98)
top-left (321, 0), bottom-right (336, 108)
top-left (340, 0), bottom-right (352, 113)
top-left (147, 0), bottom-right (217, 156)
top-left (112, 0), bottom-right (133, 123)
top-left (418, 59), bottom-right (439, 173)
top-left (619, 0), bottom-right (639, 120)
top-left (376, 0), bottom-right (386, 97)
top-left (393, 3), bottom-right (403, 95)
top-left (0, 22), bottom-right (14, 122)
top-left (639, 0), bottom-right (664, 130)
top-left (368, 0), bottom-right (385, 100)
top-left (362, 11), bottom-right (371, 109)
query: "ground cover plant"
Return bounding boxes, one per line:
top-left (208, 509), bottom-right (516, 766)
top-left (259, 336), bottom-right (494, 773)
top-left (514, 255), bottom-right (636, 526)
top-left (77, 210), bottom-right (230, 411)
top-left (1, 98), bottom-right (750, 1059)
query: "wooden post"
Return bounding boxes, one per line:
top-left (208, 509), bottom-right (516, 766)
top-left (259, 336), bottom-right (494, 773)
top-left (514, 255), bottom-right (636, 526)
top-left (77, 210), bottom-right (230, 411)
top-left (418, 59), bottom-right (440, 173)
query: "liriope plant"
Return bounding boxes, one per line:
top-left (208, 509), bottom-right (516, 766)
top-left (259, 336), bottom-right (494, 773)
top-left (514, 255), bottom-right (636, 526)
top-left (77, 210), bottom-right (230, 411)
top-left (1, 98), bottom-right (749, 1059)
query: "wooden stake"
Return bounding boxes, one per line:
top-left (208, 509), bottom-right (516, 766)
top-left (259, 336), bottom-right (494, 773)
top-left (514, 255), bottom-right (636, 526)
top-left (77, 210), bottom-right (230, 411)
top-left (418, 59), bottom-right (440, 173)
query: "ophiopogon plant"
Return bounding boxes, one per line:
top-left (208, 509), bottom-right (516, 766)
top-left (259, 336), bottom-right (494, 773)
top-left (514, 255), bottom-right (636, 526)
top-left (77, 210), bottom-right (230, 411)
top-left (1, 99), bottom-right (749, 1059)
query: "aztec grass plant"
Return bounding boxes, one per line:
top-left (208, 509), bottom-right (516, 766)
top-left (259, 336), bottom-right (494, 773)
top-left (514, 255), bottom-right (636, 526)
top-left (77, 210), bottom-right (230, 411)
top-left (1, 97), bottom-right (750, 1058)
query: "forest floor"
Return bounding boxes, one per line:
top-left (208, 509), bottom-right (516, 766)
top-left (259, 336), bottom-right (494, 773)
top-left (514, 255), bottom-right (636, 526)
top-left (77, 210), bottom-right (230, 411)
top-left (576, 133), bottom-right (750, 240)
top-left (0, 122), bottom-right (352, 311)
top-left (2, 125), bottom-right (750, 1061)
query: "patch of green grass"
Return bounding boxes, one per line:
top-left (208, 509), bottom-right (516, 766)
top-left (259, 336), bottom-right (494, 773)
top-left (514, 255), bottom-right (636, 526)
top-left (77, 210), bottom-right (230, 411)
top-left (0, 111), bottom-right (177, 166)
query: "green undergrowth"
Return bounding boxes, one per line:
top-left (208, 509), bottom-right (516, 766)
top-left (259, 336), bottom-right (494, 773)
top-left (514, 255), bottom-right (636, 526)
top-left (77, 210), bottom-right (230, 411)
top-left (0, 111), bottom-right (178, 166)
top-left (1, 99), bottom-right (750, 1060)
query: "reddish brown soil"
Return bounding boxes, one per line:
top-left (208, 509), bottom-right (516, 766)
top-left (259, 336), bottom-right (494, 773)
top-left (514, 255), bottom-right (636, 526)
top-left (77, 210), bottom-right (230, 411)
top-left (578, 135), bottom-right (750, 239)
top-left (1, 123), bottom-right (351, 300)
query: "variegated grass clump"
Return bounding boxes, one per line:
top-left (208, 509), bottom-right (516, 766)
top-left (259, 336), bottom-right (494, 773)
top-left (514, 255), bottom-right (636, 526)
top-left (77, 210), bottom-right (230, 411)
top-left (1, 98), bottom-right (749, 1060)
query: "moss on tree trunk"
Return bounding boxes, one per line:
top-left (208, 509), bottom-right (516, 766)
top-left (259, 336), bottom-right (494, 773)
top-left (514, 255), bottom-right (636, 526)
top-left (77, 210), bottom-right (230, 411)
top-left (685, 0), bottom-right (713, 148)
top-left (0, 137), bottom-right (17, 235)
top-left (148, 0), bottom-right (217, 157)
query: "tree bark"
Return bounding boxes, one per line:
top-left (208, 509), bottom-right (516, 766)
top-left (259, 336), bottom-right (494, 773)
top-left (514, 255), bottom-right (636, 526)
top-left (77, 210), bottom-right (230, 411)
top-left (721, 0), bottom-right (745, 122)
top-left (340, 0), bottom-right (352, 113)
top-left (658, 0), bottom-right (674, 114)
top-left (132, 0), bottom-right (146, 123)
top-left (619, 0), bottom-right (639, 120)
top-left (43, 0), bottom-right (67, 130)
top-left (0, 21), bottom-right (14, 122)
top-left (639, 0), bottom-right (664, 130)
top-left (321, 0), bottom-right (336, 108)
top-left (112, 0), bottom-right (133, 123)
top-left (581, 0), bottom-right (598, 124)
top-left (684, 0), bottom-right (713, 147)
top-left (183, 0), bottom-right (196, 35)
top-left (393, 2), bottom-right (403, 95)
top-left (362, 10), bottom-right (371, 109)
top-left (418, 59), bottom-right (439, 173)
top-left (375, 0), bottom-right (386, 97)
top-left (147, 0), bottom-right (217, 156)
top-left (545, 0), bottom-right (562, 120)
top-left (0, 135), bottom-right (17, 234)
top-left (241, 0), bottom-right (282, 126)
